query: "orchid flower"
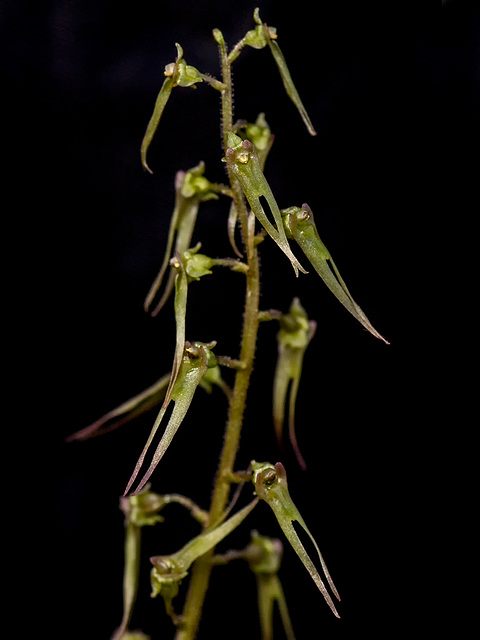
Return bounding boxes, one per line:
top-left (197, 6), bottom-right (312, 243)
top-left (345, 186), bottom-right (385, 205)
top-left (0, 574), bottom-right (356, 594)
top-left (253, 9), bottom-right (317, 136)
top-left (124, 341), bottom-right (217, 496)
top-left (273, 298), bottom-right (316, 469)
top-left (150, 498), bottom-right (258, 621)
top-left (144, 162), bottom-right (219, 316)
top-left (227, 114), bottom-right (275, 257)
top-left (246, 532), bottom-right (296, 640)
top-left (230, 8), bottom-right (316, 137)
top-left (112, 487), bottom-right (166, 640)
top-left (283, 204), bottom-right (389, 343)
top-left (140, 44), bottom-right (204, 173)
top-left (212, 529), bottom-right (295, 639)
top-left (252, 460), bottom-right (340, 618)
top-left (125, 240), bottom-right (250, 495)
top-left (225, 132), bottom-right (306, 276)
top-left (113, 486), bottom-right (210, 638)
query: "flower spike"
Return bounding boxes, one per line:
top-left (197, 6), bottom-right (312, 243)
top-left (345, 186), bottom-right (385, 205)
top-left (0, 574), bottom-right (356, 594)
top-left (252, 460), bottom-right (340, 618)
top-left (283, 204), bottom-right (389, 343)
top-left (273, 298), bottom-right (316, 469)
top-left (225, 133), bottom-right (306, 276)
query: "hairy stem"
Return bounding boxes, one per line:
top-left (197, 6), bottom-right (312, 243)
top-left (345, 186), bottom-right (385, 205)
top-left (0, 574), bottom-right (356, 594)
top-left (174, 33), bottom-right (260, 640)
top-left (175, 231), bottom-right (259, 640)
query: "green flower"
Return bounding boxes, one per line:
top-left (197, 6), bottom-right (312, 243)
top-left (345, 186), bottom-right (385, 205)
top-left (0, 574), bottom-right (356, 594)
top-left (252, 461), bottom-right (340, 618)
top-left (273, 298), bottom-right (316, 469)
top-left (140, 44), bottom-right (204, 173)
top-left (283, 204), bottom-right (389, 343)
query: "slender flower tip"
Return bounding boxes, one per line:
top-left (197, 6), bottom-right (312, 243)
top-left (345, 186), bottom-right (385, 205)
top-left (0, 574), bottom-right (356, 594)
top-left (143, 162), bottom-right (153, 175)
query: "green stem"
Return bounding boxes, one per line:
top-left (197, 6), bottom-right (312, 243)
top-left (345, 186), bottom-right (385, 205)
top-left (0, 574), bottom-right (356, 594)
top-left (174, 32), bottom-right (260, 640)
top-left (175, 229), bottom-right (259, 640)
top-left (214, 28), bottom-right (233, 152)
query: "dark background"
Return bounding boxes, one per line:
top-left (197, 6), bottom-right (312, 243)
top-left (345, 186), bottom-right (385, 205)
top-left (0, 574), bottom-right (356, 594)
top-left (3, 0), bottom-right (472, 638)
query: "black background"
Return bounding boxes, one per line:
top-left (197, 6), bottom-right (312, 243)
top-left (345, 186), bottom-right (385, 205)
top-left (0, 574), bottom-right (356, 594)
top-left (3, 1), bottom-right (472, 638)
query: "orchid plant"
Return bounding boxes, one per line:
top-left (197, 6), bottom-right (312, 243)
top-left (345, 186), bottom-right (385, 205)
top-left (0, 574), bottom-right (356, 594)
top-left (68, 8), bottom-right (388, 639)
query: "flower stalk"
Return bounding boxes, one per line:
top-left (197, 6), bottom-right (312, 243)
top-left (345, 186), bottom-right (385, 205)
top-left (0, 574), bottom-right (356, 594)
top-left (67, 8), bottom-right (390, 639)
top-left (173, 32), bottom-right (262, 639)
